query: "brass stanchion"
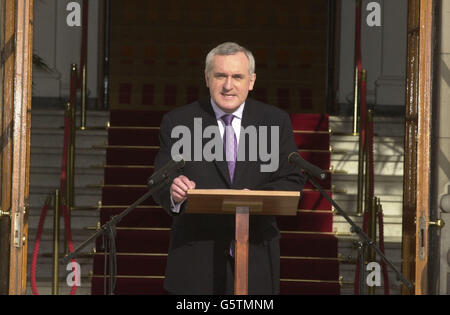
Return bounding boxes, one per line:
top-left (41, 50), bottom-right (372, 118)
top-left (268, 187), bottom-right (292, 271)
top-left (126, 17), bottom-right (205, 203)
top-left (364, 108), bottom-right (373, 215)
top-left (367, 196), bottom-right (378, 295)
top-left (66, 63), bottom-right (77, 254)
top-left (356, 69), bottom-right (367, 215)
top-left (352, 0), bottom-right (362, 135)
top-left (69, 96), bottom-right (76, 237)
top-left (353, 66), bottom-right (360, 135)
top-left (52, 189), bottom-right (60, 295)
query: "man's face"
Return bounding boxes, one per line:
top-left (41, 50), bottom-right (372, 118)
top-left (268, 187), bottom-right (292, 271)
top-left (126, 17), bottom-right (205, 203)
top-left (205, 52), bottom-right (256, 113)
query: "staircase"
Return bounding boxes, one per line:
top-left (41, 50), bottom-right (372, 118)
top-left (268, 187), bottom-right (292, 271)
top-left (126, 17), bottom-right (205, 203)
top-left (26, 109), bottom-right (109, 295)
top-left (329, 115), bottom-right (405, 295)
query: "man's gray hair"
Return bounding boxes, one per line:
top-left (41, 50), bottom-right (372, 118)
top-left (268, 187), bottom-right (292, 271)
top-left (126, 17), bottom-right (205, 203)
top-left (205, 42), bottom-right (255, 76)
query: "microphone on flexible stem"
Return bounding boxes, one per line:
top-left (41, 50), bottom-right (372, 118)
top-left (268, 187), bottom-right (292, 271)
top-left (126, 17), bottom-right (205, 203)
top-left (148, 155), bottom-right (185, 188)
top-left (288, 152), bottom-right (327, 180)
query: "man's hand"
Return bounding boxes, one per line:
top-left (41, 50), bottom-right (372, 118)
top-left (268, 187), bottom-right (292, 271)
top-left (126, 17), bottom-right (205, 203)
top-left (170, 175), bottom-right (196, 204)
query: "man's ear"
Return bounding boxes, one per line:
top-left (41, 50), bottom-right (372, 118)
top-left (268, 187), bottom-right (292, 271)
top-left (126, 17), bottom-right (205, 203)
top-left (204, 71), bottom-right (210, 88)
top-left (249, 73), bottom-right (256, 91)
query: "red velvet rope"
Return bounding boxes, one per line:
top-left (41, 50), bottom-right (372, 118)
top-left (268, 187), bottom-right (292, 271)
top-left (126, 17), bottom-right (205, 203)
top-left (30, 199), bottom-right (50, 295)
top-left (368, 119), bottom-right (374, 197)
top-left (360, 77), bottom-right (367, 156)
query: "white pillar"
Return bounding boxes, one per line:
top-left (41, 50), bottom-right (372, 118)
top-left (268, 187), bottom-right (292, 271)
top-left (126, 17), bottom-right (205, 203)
top-left (374, 0), bottom-right (408, 108)
top-left (33, 0), bottom-right (98, 100)
top-left (338, 0), bottom-right (408, 110)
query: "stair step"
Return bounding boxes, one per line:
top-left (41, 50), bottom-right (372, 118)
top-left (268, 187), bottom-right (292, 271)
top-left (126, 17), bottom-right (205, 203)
top-left (28, 210), bottom-right (99, 231)
top-left (30, 171), bottom-right (104, 189)
top-left (31, 109), bottom-right (109, 129)
top-left (333, 215), bottom-right (402, 238)
top-left (30, 147), bottom-right (106, 169)
top-left (331, 135), bottom-right (404, 155)
top-left (330, 157), bottom-right (404, 176)
top-left (331, 194), bottom-right (402, 217)
top-left (31, 128), bottom-right (108, 149)
top-left (329, 116), bottom-right (405, 137)
top-left (26, 281), bottom-right (92, 295)
top-left (332, 174), bottom-right (403, 196)
top-left (30, 187), bottom-right (102, 209)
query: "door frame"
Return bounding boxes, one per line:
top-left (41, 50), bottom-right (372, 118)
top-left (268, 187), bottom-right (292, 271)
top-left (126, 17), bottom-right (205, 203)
top-left (402, 0), bottom-right (435, 295)
top-left (0, 0), bottom-right (33, 295)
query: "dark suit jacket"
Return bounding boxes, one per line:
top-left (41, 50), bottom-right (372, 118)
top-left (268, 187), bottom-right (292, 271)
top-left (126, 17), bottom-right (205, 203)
top-left (152, 98), bottom-right (305, 295)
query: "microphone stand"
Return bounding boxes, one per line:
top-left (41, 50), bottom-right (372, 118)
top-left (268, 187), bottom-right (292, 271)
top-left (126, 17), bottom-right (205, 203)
top-left (62, 178), bottom-right (170, 295)
top-left (301, 172), bottom-right (414, 294)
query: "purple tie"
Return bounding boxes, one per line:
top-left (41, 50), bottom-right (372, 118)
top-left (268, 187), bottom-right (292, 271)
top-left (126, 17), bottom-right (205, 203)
top-left (221, 114), bottom-right (237, 183)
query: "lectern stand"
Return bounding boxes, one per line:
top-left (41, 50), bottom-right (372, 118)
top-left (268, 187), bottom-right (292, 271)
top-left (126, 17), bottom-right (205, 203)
top-left (186, 189), bottom-right (300, 295)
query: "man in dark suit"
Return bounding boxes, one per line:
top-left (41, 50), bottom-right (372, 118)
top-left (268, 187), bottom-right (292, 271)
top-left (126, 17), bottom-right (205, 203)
top-left (152, 42), bottom-right (305, 295)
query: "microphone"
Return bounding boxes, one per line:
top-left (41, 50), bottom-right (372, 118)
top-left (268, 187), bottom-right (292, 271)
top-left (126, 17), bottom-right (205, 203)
top-left (288, 152), bottom-right (326, 180)
top-left (148, 156), bottom-right (185, 188)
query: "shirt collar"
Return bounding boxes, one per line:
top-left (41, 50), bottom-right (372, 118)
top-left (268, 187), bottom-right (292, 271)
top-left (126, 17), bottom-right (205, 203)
top-left (210, 98), bottom-right (245, 121)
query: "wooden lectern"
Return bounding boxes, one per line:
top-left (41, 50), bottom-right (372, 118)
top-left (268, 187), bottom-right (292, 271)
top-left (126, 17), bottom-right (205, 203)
top-left (186, 189), bottom-right (300, 295)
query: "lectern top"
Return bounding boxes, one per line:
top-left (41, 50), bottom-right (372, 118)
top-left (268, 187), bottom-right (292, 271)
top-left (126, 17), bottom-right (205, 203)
top-left (186, 189), bottom-right (300, 216)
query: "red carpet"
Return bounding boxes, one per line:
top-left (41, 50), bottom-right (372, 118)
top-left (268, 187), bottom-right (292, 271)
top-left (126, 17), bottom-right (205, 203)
top-left (91, 111), bottom-right (339, 295)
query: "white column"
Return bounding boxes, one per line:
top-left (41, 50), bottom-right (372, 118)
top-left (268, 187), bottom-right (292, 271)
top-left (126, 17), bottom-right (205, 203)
top-left (33, 0), bottom-right (98, 99)
top-left (374, 0), bottom-right (408, 107)
top-left (33, 0), bottom-right (61, 98)
top-left (338, 0), bottom-right (408, 109)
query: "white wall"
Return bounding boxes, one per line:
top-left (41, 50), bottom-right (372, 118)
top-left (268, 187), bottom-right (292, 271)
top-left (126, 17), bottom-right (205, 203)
top-left (33, 0), bottom-right (99, 100)
top-left (337, 0), bottom-right (407, 108)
